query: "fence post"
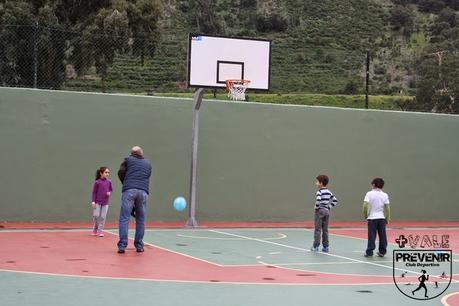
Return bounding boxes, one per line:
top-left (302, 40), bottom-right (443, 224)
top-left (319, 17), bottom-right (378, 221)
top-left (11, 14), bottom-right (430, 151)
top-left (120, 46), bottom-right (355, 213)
top-left (365, 50), bottom-right (370, 109)
top-left (33, 20), bottom-right (38, 89)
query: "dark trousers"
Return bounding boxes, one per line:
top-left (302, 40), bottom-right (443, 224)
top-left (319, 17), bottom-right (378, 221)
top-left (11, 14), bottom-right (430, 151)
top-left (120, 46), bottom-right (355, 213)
top-left (366, 219), bottom-right (387, 256)
top-left (313, 208), bottom-right (330, 248)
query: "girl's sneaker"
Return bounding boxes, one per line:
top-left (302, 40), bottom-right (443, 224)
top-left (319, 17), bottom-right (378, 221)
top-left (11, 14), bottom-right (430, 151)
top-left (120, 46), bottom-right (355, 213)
top-left (98, 232), bottom-right (104, 237)
top-left (92, 230), bottom-right (98, 236)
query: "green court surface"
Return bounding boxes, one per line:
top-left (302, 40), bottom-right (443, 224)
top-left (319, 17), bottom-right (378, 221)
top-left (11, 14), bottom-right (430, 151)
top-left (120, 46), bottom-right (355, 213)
top-left (0, 228), bottom-right (457, 306)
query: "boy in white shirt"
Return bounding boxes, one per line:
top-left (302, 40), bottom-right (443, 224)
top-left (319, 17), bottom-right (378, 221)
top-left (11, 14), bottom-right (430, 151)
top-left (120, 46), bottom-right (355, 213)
top-left (363, 178), bottom-right (390, 257)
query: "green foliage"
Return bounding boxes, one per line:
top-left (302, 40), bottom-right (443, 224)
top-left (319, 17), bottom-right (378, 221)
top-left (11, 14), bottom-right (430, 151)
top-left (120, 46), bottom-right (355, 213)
top-left (157, 91), bottom-right (414, 111)
top-left (391, 5), bottom-right (414, 36)
top-left (411, 7), bottom-right (459, 113)
top-left (127, 0), bottom-right (162, 64)
top-left (1, 0), bottom-right (458, 113)
top-left (0, 0), bottom-right (162, 90)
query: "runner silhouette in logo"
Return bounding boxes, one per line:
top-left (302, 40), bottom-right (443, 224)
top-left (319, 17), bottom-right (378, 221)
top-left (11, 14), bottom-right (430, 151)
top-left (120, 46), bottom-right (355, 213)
top-left (412, 270), bottom-right (429, 298)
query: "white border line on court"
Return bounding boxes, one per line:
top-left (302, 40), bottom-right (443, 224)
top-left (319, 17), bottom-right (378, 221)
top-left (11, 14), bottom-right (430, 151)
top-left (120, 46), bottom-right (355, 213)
top-left (0, 268), bottom-right (401, 286)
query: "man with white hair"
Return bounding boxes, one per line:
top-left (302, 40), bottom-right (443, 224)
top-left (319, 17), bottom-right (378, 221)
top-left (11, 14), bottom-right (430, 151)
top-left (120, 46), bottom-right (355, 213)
top-left (117, 146), bottom-right (152, 253)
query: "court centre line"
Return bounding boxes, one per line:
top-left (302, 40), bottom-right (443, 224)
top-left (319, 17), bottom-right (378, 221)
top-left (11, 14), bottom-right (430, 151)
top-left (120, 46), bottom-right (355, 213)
top-left (209, 229), bottom-right (459, 283)
top-left (176, 233), bottom-right (287, 240)
top-left (256, 260), bottom-right (393, 266)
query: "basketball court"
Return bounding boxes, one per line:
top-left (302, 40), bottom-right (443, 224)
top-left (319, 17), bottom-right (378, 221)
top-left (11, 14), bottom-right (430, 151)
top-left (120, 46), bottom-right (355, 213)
top-left (1, 33), bottom-right (459, 306)
top-left (1, 224), bottom-right (458, 306)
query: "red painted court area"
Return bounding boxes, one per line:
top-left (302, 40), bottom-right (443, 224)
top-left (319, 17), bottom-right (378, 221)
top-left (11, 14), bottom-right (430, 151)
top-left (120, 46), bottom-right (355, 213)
top-left (0, 230), bottom-right (405, 285)
top-left (1, 225), bottom-right (458, 289)
top-left (442, 292), bottom-right (459, 306)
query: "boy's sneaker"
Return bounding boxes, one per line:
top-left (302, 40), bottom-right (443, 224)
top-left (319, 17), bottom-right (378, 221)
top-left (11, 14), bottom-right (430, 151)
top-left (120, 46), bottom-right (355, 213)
top-left (310, 246), bottom-right (319, 252)
top-left (322, 247), bottom-right (329, 253)
top-left (376, 252), bottom-right (385, 257)
top-left (98, 232), bottom-right (104, 237)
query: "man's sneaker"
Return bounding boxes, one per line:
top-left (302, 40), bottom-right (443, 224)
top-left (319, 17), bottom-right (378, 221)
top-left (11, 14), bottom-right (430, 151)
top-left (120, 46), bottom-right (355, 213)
top-left (310, 246), bottom-right (319, 252)
top-left (117, 249), bottom-right (125, 254)
top-left (322, 247), bottom-right (329, 253)
top-left (376, 252), bottom-right (385, 257)
top-left (364, 253), bottom-right (373, 257)
top-left (136, 248), bottom-right (144, 253)
top-left (98, 233), bottom-right (104, 237)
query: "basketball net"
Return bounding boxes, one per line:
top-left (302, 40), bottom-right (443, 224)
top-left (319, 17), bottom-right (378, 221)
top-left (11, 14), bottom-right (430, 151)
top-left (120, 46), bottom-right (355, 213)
top-left (226, 79), bottom-right (250, 101)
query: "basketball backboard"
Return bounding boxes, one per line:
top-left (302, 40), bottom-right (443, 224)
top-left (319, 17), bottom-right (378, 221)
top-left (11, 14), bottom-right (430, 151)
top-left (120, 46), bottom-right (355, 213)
top-left (187, 34), bottom-right (271, 91)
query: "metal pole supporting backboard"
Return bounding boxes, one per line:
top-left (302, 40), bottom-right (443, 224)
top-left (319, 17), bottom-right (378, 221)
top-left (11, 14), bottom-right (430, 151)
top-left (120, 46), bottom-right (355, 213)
top-left (186, 88), bottom-right (204, 228)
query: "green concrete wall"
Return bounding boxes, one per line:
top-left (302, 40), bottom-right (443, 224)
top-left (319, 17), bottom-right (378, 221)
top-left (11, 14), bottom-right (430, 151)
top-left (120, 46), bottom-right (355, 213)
top-left (1, 87), bottom-right (458, 222)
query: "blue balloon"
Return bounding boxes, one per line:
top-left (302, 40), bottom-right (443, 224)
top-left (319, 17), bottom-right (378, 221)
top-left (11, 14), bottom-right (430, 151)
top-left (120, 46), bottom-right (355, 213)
top-left (173, 197), bottom-right (187, 211)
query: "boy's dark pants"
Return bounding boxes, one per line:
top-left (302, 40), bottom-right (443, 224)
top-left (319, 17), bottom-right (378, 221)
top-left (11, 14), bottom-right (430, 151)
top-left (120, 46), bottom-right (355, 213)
top-left (313, 208), bottom-right (330, 248)
top-left (366, 219), bottom-right (387, 256)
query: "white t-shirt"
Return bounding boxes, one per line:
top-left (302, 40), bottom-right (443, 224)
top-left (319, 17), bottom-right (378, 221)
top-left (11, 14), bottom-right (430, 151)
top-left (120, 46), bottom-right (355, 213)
top-left (364, 189), bottom-right (390, 220)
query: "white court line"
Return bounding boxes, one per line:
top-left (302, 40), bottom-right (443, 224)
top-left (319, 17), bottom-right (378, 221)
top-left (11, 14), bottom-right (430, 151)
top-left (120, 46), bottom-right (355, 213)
top-left (0, 229), bottom-right (92, 233)
top-left (102, 231), bottom-right (225, 267)
top-left (210, 229), bottom-right (459, 283)
top-left (441, 292), bottom-right (459, 306)
top-left (257, 260), bottom-right (393, 266)
top-left (176, 233), bottom-right (286, 241)
top-left (0, 268), bottom-right (400, 286)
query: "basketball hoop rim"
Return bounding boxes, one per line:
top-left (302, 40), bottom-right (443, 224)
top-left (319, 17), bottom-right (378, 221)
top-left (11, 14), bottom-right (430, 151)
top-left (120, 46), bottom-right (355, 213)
top-left (225, 79), bottom-right (251, 89)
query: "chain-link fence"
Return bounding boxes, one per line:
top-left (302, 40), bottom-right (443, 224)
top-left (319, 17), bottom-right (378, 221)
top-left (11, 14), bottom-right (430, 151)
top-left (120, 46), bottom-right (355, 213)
top-left (0, 22), bottom-right (189, 93)
top-left (0, 21), bottom-right (450, 113)
top-left (2, 22), bottom-right (392, 96)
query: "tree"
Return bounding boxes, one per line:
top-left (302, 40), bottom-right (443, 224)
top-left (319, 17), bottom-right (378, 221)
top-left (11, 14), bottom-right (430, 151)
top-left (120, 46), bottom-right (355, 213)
top-left (343, 80), bottom-right (359, 95)
top-left (255, 0), bottom-right (288, 32)
top-left (189, 0), bottom-right (222, 34)
top-left (87, 8), bottom-right (130, 92)
top-left (0, 1), bottom-right (41, 87)
top-left (390, 5), bottom-right (414, 37)
top-left (418, 0), bottom-right (446, 13)
top-left (127, 0), bottom-right (162, 65)
top-left (413, 11), bottom-right (459, 113)
top-left (1, 0), bottom-right (163, 90)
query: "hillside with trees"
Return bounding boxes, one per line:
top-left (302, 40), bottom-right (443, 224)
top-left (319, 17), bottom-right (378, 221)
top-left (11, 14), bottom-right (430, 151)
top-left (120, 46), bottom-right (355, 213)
top-left (0, 0), bottom-right (458, 113)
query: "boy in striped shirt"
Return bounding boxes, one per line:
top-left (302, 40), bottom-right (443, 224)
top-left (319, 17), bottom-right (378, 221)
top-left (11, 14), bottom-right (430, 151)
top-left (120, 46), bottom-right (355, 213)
top-left (311, 174), bottom-right (338, 253)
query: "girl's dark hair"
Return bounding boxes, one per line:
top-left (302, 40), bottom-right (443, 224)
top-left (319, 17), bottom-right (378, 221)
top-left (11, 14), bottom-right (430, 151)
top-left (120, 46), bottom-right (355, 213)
top-left (372, 177), bottom-right (385, 189)
top-left (95, 167), bottom-right (109, 180)
top-left (316, 174), bottom-right (329, 186)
